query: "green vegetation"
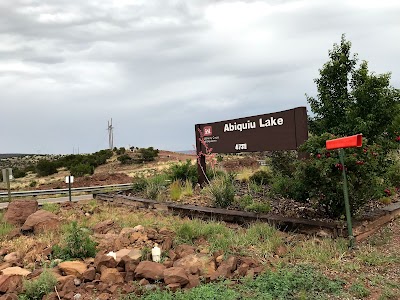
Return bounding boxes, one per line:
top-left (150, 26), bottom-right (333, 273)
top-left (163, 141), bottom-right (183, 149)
top-left (41, 202), bottom-right (60, 214)
top-left (168, 159), bottom-right (198, 185)
top-left (18, 268), bottom-right (57, 300)
top-left (203, 174), bottom-right (235, 208)
top-left (169, 180), bottom-right (182, 201)
top-left (52, 221), bottom-right (97, 259)
top-left (36, 160), bottom-right (58, 177)
top-left (145, 174), bottom-right (169, 200)
top-left (249, 169), bottom-right (272, 185)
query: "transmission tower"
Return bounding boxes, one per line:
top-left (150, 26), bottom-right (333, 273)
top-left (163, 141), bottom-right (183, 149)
top-left (107, 118), bottom-right (114, 150)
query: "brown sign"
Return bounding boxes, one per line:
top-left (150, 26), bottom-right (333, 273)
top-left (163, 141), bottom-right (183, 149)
top-left (195, 107), bottom-right (308, 154)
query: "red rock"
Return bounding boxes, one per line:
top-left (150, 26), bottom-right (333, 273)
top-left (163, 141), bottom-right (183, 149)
top-left (3, 252), bottom-right (20, 264)
top-left (97, 292), bottom-right (111, 300)
top-left (138, 278), bottom-right (149, 286)
top-left (173, 254), bottom-right (215, 276)
top-left (237, 263), bottom-right (249, 277)
top-left (0, 275), bottom-right (22, 293)
top-left (134, 261), bottom-right (165, 280)
top-left (4, 200), bottom-right (38, 226)
top-left (94, 253), bottom-right (117, 271)
top-left (275, 245), bottom-right (288, 257)
top-left (21, 210), bottom-right (60, 233)
top-left (162, 236), bottom-right (173, 251)
top-left (82, 267), bottom-right (96, 282)
top-left (58, 261), bottom-right (87, 277)
top-left (163, 267), bottom-right (189, 285)
top-left (175, 244), bottom-right (195, 258)
top-left (100, 268), bottom-right (124, 284)
top-left (186, 274), bottom-right (200, 289)
top-left (0, 293), bottom-right (18, 300)
top-left (92, 219), bottom-right (115, 234)
top-left (225, 256), bottom-right (238, 272)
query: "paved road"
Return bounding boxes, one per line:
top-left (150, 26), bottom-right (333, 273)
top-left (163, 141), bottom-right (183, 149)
top-left (0, 194), bottom-right (93, 210)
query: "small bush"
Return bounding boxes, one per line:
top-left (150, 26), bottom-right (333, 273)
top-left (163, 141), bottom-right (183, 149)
top-left (249, 170), bottom-right (272, 185)
top-left (52, 221), bottom-right (97, 259)
top-left (132, 177), bottom-right (147, 193)
top-left (168, 160), bottom-right (198, 185)
top-left (267, 150), bottom-right (298, 176)
top-left (19, 268), bottom-right (57, 300)
top-left (70, 163), bottom-right (93, 177)
top-left (116, 147), bottom-right (126, 155)
top-left (236, 168), bottom-right (254, 182)
top-left (29, 181), bottom-right (37, 188)
top-left (133, 147), bottom-right (159, 163)
top-left (204, 174), bottom-right (235, 208)
top-left (245, 201), bottom-right (271, 213)
top-left (145, 174), bottom-right (169, 200)
top-left (13, 168), bottom-right (27, 178)
top-left (349, 282), bottom-right (370, 298)
top-left (36, 160), bottom-right (58, 177)
top-left (234, 194), bottom-right (254, 210)
top-left (118, 154), bottom-right (133, 165)
top-left (170, 180), bottom-right (182, 201)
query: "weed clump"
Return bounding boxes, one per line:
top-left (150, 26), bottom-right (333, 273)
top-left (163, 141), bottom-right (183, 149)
top-left (204, 174), bottom-right (235, 208)
top-left (52, 221), bottom-right (97, 260)
top-left (19, 268), bottom-right (57, 300)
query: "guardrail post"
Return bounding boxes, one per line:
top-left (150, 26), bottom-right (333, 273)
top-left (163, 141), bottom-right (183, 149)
top-left (6, 169), bottom-right (11, 203)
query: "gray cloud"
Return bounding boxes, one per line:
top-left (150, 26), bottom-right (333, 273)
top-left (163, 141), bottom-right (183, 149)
top-left (1, 0), bottom-right (399, 154)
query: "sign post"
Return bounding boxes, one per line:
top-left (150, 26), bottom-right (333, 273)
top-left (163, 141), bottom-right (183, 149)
top-left (326, 134), bottom-right (363, 248)
top-left (65, 176), bottom-right (74, 202)
top-left (195, 107), bottom-right (309, 185)
top-left (2, 168), bottom-right (13, 202)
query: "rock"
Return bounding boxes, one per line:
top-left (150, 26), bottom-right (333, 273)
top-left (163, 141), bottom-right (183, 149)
top-left (175, 244), bottom-right (195, 258)
top-left (1, 267), bottom-right (31, 277)
top-left (127, 249), bottom-right (142, 262)
top-left (6, 229), bottom-right (21, 239)
top-left (0, 293), bottom-right (18, 300)
top-left (93, 219), bottom-right (114, 234)
top-left (3, 252), bottom-right (20, 264)
top-left (4, 199), bottom-right (38, 226)
top-left (73, 294), bottom-right (82, 300)
top-left (58, 261), bottom-right (87, 277)
top-left (162, 236), bottom-right (173, 251)
top-left (100, 268), bottom-right (124, 284)
top-left (115, 249), bottom-right (131, 262)
top-left (82, 267), bottom-right (96, 282)
top-left (119, 228), bottom-right (136, 237)
top-left (133, 225), bottom-right (144, 232)
top-left (134, 261), bottom-right (165, 280)
top-left (173, 254), bottom-right (215, 276)
top-left (0, 263), bottom-right (12, 271)
top-left (225, 256), bottom-right (238, 272)
top-left (138, 278), bottom-right (149, 286)
top-left (130, 232), bottom-right (148, 243)
top-left (73, 278), bottom-right (81, 286)
top-left (237, 263), bottom-right (249, 277)
top-left (186, 274), bottom-right (200, 289)
top-left (0, 275), bottom-right (22, 293)
top-left (94, 253), bottom-right (117, 271)
top-left (163, 267), bottom-right (189, 285)
top-left (97, 292), bottom-right (111, 300)
top-left (21, 210), bottom-right (60, 233)
top-left (166, 283), bottom-right (181, 292)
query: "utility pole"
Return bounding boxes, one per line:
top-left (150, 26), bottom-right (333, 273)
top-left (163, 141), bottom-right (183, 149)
top-left (107, 118), bottom-right (114, 150)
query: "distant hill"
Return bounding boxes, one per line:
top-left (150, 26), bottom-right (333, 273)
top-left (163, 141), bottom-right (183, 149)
top-left (175, 150), bottom-right (196, 155)
top-left (0, 154), bottom-right (36, 159)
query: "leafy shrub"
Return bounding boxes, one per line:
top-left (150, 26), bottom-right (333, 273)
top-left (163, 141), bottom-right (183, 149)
top-left (270, 133), bottom-right (392, 218)
top-left (115, 147), bottom-right (126, 155)
top-left (349, 282), bottom-right (370, 298)
top-left (70, 163), bottom-right (93, 177)
top-left (245, 202), bottom-right (271, 213)
top-left (267, 150), bottom-right (298, 177)
top-left (132, 176), bottom-right (147, 193)
top-left (204, 174), bottom-right (235, 208)
top-left (29, 181), bottom-right (37, 188)
top-left (134, 147), bottom-right (159, 163)
top-left (52, 221), bottom-right (97, 259)
top-left (145, 174), bottom-right (169, 200)
top-left (170, 180), bottom-right (182, 201)
top-left (234, 194), bottom-right (254, 210)
top-left (168, 160), bottom-right (198, 185)
top-left (249, 169), bottom-right (272, 185)
top-left (36, 160), bottom-right (58, 177)
top-left (118, 154), bottom-right (133, 165)
top-left (386, 160), bottom-right (400, 188)
top-left (13, 168), bottom-right (26, 178)
top-left (19, 268), bottom-right (57, 300)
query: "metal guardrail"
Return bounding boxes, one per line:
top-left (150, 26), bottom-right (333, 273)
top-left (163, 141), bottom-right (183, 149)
top-left (0, 183), bottom-right (132, 198)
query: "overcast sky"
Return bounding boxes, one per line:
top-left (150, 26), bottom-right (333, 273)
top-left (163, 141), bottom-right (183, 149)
top-left (1, 0), bottom-right (399, 154)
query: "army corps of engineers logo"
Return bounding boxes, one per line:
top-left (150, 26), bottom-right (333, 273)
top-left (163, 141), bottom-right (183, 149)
top-left (203, 126), bottom-right (212, 136)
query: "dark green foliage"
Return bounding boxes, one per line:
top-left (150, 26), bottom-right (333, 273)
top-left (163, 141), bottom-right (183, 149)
top-left (244, 202), bottom-right (271, 213)
top-left (19, 269), bottom-right (57, 300)
top-left (118, 154), bottom-right (133, 165)
top-left (168, 160), bottom-right (198, 185)
top-left (57, 149), bottom-right (112, 171)
top-left (268, 151), bottom-right (297, 177)
top-left (52, 221), bottom-right (97, 259)
top-left (386, 161), bottom-right (400, 188)
top-left (23, 164), bottom-right (36, 173)
top-left (29, 181), bottom-right (37, 188)
top-left (131, 176), bottom-right (148, 193)
top-left (249, 170), bottom-right (272, 185)
top-left (36, 160), bottom-right (58, 177)
top-left (349, 282), bottom-right (371, 298)
top-left (307, 34), bottom-right (400, 144)
top-left (13, 168), bottom-right (27, 178)
top-left (115, 147), bottom-right (126, 155)
top-left (136, 147), bottom-right (159, 162)
top-left (69, 163), bottom-right (94, 177)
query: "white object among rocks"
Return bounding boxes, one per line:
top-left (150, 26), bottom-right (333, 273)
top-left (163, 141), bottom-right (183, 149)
top-left (152, 244), bottom-right (161, 262)
top-left (106, 251), bottom-right (117, 260)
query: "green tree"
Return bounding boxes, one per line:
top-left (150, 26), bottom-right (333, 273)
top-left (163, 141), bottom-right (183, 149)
top-left (307, 34), bottom-right (400, 143)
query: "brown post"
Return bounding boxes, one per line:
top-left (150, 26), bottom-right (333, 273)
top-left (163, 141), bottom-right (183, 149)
top-left (195, 125), bottom-right (207, 186)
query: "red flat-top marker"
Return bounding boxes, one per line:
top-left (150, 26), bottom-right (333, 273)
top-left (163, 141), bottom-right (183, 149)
top-left (326, 134), bottom-right (362, 150)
